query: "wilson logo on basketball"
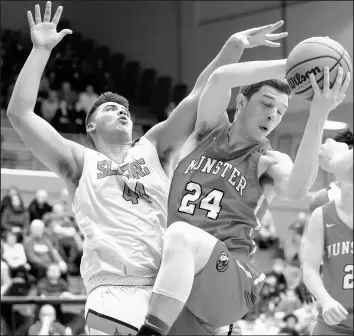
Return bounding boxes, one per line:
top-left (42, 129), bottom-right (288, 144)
top-left (287, 66), bottom-right (321, 89)
top-left (216, 251), bottom-right (229, 272)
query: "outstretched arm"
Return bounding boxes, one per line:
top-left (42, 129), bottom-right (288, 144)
top-left (6, 2), bottom-right (84, 188)
top-left (146, 21), bottom-right (288, 157)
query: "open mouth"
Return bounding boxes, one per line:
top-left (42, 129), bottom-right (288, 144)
top-left (259, 126), bottom-right (268, 132)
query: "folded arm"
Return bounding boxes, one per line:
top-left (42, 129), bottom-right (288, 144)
top-left (196, 59), bottom-right (287, 133)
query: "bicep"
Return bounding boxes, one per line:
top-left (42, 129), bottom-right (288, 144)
top-left (9, 112), bottom-right (84, 181)
top-left (145, 95), bottom-right (198, 154)
top-left (300, 208), bottom-right (324, 270)
top-left (195, 74), bottom-right (230, 133)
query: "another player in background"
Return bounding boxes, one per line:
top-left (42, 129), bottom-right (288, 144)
top-left (6, 2), bottom-right (288, 335)
top-left (301, 140), bottom-right (353, 335)
top-left (309, 129), bottom-right (353, 213)
top-left (137, 38), bottom-right (351, 334)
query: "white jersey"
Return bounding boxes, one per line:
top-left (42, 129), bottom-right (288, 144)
top-left (72, 137), bottom-right (170, 293)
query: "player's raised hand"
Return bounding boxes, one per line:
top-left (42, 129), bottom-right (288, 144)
top-left (321, 297), bottom-right (348, 325)
top-left (309, 66), bottom-right (351, 118)
top-left (27, 1), bottom-right (72, 52)
top-left (230, 20), bottom-right (288, 49)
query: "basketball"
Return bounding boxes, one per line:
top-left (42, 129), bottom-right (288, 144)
top-left (286, 37), bottom-right (352, 101)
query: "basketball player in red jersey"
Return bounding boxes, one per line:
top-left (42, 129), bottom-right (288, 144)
top-left (6, 2), bottom-right (289, 335)
top-left (137, 53), bottom-right (351, 334)
top-left (309, 129), bottom-right (353, 213)
top-left (301, 141), bottom-right (353, 335)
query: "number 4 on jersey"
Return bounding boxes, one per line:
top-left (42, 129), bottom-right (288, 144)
top-left (179, 182), bottom-right (224, 220)
top-left (123, 182), bottom-right (151, 204)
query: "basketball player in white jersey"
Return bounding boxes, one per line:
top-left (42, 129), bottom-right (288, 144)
top-left (6, 2), bottom-right (288, 334)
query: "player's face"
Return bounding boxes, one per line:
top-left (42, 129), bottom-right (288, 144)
top-left (240, 86), bottom-right (289, 141)
top-left (94, 102), bottom-right (133, 137)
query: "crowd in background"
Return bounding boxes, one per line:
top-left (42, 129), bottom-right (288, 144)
top-left (0, 19), bottom-right (323, 336)
top-left (1, 187), bottom-right (86, 335)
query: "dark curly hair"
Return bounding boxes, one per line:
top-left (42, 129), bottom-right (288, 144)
top-left (238, 78), bottom-right (292, 101)
top-left (333, 128), bottom-right (353, 148)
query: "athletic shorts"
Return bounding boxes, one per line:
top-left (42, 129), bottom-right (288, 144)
top-left (178, 240), bottom-right (265, 330)
top-left (169, 308), bottom-right (242, 335)
top-left (312, 313), bottom-right (353, 335)
top-left (85, 285), bottom-right (152, 335)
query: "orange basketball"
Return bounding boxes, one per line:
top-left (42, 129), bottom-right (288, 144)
top-left (286, 37), bottom-right (352, 101)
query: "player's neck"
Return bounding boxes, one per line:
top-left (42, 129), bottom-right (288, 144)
top-left (228, 122), bottom-right (262, 149)
top-left (99, 144), bottom-right (133, 163)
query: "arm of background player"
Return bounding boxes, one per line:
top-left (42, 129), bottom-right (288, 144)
top-left (195, 59), bottom-right (287, 133)
top-left (6, 4), bottom-right (84, 187)
top-left (300, 207), bottom-right (331, 304)
top-left (146, 21), bottom-right (288, 157)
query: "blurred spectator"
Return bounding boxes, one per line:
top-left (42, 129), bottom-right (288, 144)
top-left (2, 230), bottom-right (31, 280)
top-left (40, 90), bottom-right (59, 123)
top-left (44, 204), bottom-right (82, 274)
top-left (51, 99), bottom-right (76, 133)
top-left (1, 186), bottom-right (21, 217)
top-left (36, 264), bottom-right (85, 334)
top-left (255, 210), bottom-right (278, 249)
top-left (23, 219), bottom-right (67, 279)
top-left (75, 84), bottom-right (98, 114)
top-left (58, 82), bottom-right (77, 109)
top-left (282, 313), bottom-right (300, 335)
top-left (267, 258), bottom-right (287, 294)
top-left (1, 192), bottom-right (29, 239)
top-left (28, 190), bottom-right (53, 223)
top-left (1, 255), bottom-right (12, 296)
top-left (276, 289), bottom-right (302, 314)
top-left (28, 304), bottom-right (70, 336)
top-left (0, 135), bottom-right (18, 169)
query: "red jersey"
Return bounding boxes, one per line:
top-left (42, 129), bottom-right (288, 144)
top-left (167, 124), bottom-right (271, 255)
top-left (322, 201), bottom-right (353, 310)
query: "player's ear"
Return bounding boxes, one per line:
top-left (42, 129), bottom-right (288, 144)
top-left (86, 122), bottom-right (96, 134)
top-left (235, 94), bottom-right (246, 114)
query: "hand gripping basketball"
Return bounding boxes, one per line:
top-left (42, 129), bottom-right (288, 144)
top-left (309, 66), bottom-right (351, 119)
top-left (230, 20), bottom-right (288, 49)
top-left (27, 1), bottom-right (72, 52)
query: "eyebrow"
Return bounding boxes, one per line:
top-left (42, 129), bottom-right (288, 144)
top-left (262, 94), bottom-right (288, 109)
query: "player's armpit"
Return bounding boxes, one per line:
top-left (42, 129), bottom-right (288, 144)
top-left (145, 94), bottom-right (199, 157)
top-left (8, 112), bottom-right (85, 185)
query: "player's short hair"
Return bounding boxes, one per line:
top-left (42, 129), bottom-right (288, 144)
top-left (238, 78), bottom-right (292, 101)
top-left (85, 92), bottom-right (129, 149)
top-left (333, 128), bottom-right (353, 148)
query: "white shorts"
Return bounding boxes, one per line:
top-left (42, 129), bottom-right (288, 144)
top-left (85, 285), bottom-right (152, 335)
